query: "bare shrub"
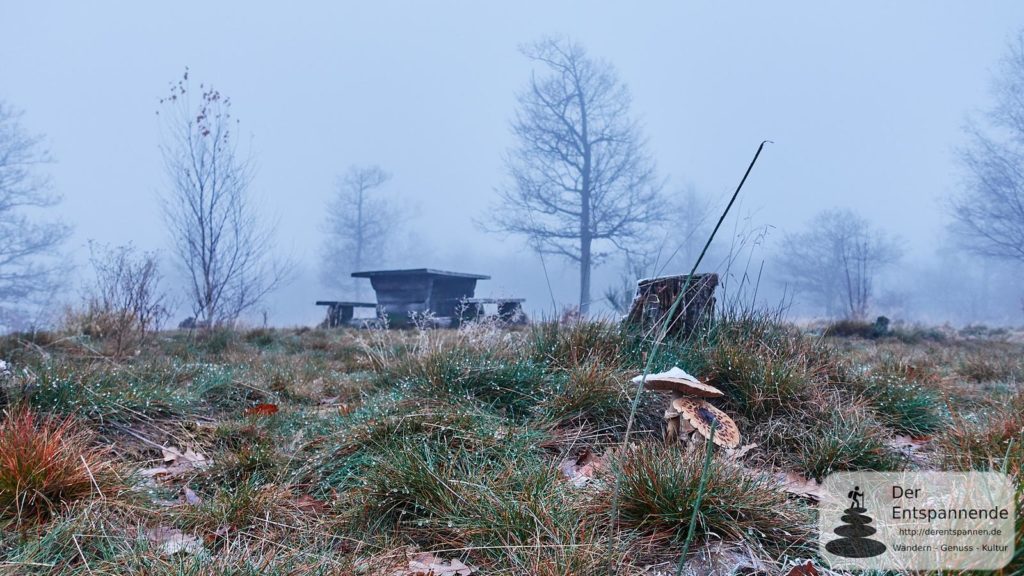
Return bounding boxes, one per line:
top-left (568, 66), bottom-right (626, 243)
top-left (65, 243), bottom-right (169, 357)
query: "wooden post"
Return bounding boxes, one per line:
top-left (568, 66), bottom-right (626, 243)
top-left (624, 273), bottom-right (718, 338)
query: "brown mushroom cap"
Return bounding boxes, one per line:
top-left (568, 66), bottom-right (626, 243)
top-left (670, 397), bottom-right (741, 449)
top-left (632, 367), bottom-right (724, 397)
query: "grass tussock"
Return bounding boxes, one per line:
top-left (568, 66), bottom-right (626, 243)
top-left (691, 310), bottom-right (835, 422)
top-left (851, 354), bottom-right (947, 436)
top-left (786, 401), bottom-right (903, 480)
top-left (0, 406), bottom-right (122, 526)
top-left (610, 441), bottom-right (814, 556)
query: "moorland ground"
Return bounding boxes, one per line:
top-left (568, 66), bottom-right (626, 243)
top-left (0, 314), bottom-right (1021, 575)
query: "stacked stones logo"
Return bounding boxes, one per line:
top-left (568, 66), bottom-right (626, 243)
top-left (826, 485), bottom-right (887, 558)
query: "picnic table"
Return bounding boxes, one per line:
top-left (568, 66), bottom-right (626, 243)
top-left (459, 298), bottom-right (527, 324)
top-left (351, 268), bottom-right (490, 327)
top-left (315, 300), bottom-right (377, 328)
top-left (317, 268), bottom-right (526, 328)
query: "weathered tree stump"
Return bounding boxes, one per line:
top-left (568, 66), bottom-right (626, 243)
top-left (624, 273), bottom-right (718, 338)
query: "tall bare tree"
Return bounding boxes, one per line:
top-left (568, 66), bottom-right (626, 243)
top-left (951, 32), bottom-right (1024, 268)
top-left (778, 209), bottom-right (901, 320)
top-left (0, 100), bottom-right (71, 329)
top-left (158, 71), bottom-right (288, 326)
top-left (321, 165), bottom-right (398, 299)
top-left (491, 37), bottom-right (664, 314)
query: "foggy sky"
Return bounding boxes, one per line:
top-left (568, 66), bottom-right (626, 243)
top-left (3, 2), bottom-right (1024, 326)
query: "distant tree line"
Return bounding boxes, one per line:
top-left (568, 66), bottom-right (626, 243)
top-left (5, 31), bottom-right (1024, 331)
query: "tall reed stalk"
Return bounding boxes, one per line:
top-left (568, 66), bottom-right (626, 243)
top-left (606, 141), bottom-right (770, 574)
top-left (676, 421), bottom-right (717, 576)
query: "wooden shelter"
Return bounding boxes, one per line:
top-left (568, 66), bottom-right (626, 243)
top-left (351, 268), bottom-right (490, 327)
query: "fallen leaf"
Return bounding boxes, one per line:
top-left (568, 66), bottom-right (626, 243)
top-left (203, 524), bottom-right (231, 547)
top-left (776, 472), bottom-right (833, 502)
top-left (395, 552), bottom-right (476, 575)
top-left (889, 434), bottom-right (930, 452)
top-left (140, 445), bottom-right (211, 479)
top-left (181, 485), bottom-right (201, 506)
top-left (292, 494), bottom-right (329, 514)
top-left (725, 442), bottom-right (758, 460)
top-left (558, 448), bottom-right (607, 488)
top-left (245, 403), bottom-right (279, 416)
top-left (145, 527), bottom-right (204, 557)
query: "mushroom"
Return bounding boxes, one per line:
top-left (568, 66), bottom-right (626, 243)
top-left (630, 366), bottom-right (724, 397)
top-left (633, 367), bottom-right (740, 449)
top-left (669, 397), bottom-right (741, 449)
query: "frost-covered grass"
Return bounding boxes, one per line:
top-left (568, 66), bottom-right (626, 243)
top-left (0, 317), bottom-right (1020, 574)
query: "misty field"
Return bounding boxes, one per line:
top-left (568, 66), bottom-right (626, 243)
top-left (0, 316), bottom-right (1021, 575)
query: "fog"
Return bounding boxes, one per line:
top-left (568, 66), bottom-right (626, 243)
top-left (3, 2), bottom-right (1024, 328)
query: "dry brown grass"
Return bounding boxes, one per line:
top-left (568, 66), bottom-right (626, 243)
top-left (0, 406), bottom-right (123, 527)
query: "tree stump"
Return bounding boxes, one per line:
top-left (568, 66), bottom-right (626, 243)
top-left (624, 273), bottom-right (718, 338)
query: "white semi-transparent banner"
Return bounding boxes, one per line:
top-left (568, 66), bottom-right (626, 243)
top-left (819, 471), bottom-right (1015, 571)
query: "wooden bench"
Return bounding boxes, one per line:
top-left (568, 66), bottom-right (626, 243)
top-left (315, 301), bottom-right (377, 328)
top-left (459, 298), bottom-right (527, 324)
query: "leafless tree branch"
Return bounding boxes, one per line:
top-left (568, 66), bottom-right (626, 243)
top-left (486, 37), bottom-right (664, 313)
top-left (320, 165), bottom-right (401, 299)
top-left (0, 100), bottom-right (71, 330)
top-left (778, 209), bottom-right (901, 320)
top-left (158, 70), bottom-right (291, 326)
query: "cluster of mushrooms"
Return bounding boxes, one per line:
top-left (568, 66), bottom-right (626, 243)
top-left (631, 367), bottom-right (740, 449)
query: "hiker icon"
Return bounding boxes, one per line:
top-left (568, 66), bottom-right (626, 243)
top-left (826, 485), bottom-right (886, 559)
top-left (848, 486), bottom-right (864, 509)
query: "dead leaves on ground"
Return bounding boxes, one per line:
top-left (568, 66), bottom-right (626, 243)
top-left (291, 493), bottom-right (330, 514)
top-left (888, 433), bottom-right (932, 464)
top-left (558, 447), bottom-right (608, 488)
top-left (244, 403), bottom-right (279, 417)
top-left (724, 442), bottom-right (758, 460)
top-left (775, 471), bottom-right (834, 503)
top-left (395, 552), bottom-right (477, 576)
top-left (145, 526), bottom-right (204, 557)
top-left (140, 445), bottom-right (211, 480)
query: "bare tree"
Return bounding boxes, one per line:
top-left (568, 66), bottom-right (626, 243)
top-left (778, 209), bottom-right (901, 320)
top-left (951, 33), bottom-right (1024, 268)
top-left (0, 100), bottom-right (71, 329)
top-left (158, 70), bottom-right (288, 326)
top-left (320, 165), bottom-right (399, 299)
top-left (490, 37), bottom-right (664, 314)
